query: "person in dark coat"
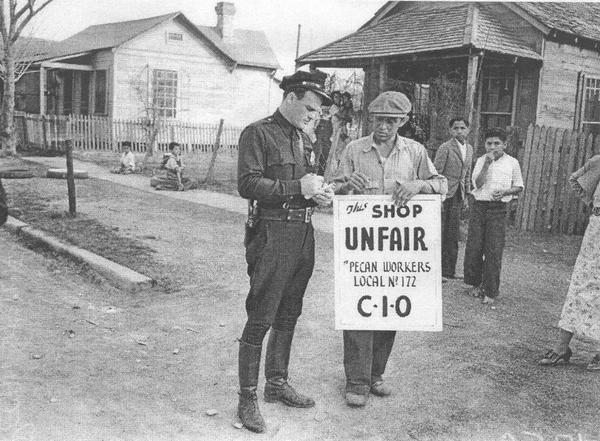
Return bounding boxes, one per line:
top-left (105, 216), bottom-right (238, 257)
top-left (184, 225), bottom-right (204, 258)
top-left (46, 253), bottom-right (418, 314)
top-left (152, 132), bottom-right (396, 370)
top-left (236, 70), bottom-right (333, 433)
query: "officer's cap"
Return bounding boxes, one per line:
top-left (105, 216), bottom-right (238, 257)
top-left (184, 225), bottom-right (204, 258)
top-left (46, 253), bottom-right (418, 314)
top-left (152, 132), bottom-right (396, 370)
top-left (368, 91), bottom-right (412, 117)
top-left (280, 70), bottom-right (332, 106)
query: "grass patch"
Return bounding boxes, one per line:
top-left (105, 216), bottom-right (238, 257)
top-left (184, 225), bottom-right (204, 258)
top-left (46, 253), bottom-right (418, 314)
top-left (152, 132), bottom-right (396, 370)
top-left (3, 157), bottom-right (180, 292)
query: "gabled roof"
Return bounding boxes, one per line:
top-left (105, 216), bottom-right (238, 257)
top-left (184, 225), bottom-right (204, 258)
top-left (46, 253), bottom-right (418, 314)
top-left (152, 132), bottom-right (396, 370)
top-left (515, 2), bottom-right (600, 43)
top-left (59, 12), bottom-right (178, 56)
top-left (298, 4), bottom-right (470, 64)
top-left (21, 11), bottom-right (279, 70)
top-left (475, 5), bottom-right (542, 59)
top-left (297, 3), bottom-right (541, 66)
top-left (363, 2), bottom-right (600, 44)
top-left (196, 26), bottom-right (280, 70)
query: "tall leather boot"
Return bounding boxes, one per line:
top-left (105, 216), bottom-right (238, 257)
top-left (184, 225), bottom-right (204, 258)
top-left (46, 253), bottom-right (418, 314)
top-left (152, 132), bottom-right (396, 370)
top-left (264, 328), bottom-right (315, 408)
top-left (238, 340), bottom-right (266, 433)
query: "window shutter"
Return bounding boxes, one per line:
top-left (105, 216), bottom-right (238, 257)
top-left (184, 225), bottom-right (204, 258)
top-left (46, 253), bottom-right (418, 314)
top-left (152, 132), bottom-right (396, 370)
top-left (574, 71), bottom-right (586, 130)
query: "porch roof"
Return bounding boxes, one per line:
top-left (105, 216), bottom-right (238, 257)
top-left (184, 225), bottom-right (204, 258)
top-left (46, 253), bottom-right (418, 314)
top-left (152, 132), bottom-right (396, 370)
top-left (297, 4), bottom-right (542, 67)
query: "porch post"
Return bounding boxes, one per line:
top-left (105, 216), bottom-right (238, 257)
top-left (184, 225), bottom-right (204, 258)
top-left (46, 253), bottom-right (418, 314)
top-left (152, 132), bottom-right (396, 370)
top-left (465, 54), bottom-right (480, 125)
top-left (39, 67), bottom-right (46, 115)
top-left (378, 62), bottom-right (388, 92)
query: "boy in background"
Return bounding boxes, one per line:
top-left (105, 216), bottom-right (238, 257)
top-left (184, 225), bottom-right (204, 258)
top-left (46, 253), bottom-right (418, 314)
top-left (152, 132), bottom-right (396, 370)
top-left (112, 141), bottom-right (135, 174)
top-left (434, 118), bottom-right (473, 282)
top-left (463, 127), bottom-right (523, 305)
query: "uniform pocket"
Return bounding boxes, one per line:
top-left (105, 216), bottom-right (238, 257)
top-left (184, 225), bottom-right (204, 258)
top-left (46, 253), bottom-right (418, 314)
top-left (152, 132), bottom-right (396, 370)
top-left (266, 147), bottom-right (297, 181)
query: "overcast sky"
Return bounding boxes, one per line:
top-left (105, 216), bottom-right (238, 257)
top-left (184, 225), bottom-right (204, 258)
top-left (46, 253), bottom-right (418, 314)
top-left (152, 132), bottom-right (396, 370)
top-left (28, 0), bottom-right (387, 74)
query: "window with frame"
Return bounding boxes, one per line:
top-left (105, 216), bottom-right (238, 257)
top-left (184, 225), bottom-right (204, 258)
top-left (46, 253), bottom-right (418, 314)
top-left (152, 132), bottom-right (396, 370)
top-left (152, 69), bottom-right (178, 118)
top-left (94, 70), bottom-right (107, 115)
top-left (582, 76), bottom-right (600, 135)
top-left (480, 64), bottom-right (515, 130)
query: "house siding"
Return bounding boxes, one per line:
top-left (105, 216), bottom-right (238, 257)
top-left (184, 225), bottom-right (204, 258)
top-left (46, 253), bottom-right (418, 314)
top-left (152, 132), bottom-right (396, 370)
top-left (112, 18), bottom-right (279, 126)
top-left (537, 40), bottom-right (600, 128)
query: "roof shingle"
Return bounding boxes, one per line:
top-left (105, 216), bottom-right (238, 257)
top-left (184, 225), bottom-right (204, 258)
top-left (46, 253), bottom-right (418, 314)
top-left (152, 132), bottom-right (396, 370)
top-left (299, 4), bottom-right (471, 64)
top-left (517, 2), bottom-right (600, 43)
top-left (475, 5), bottom-right (542, 59)
top-left (298, 3), bottom-right (541, 65)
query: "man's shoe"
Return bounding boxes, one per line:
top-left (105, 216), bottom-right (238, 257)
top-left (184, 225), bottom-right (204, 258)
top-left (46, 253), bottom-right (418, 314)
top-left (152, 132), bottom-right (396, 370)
top-left (370, 380), bottom-right (392, 397)
top-left (468, 285), bottom-right (482, 298)
top-left (345, 391), bottom-right (368, 407)
top-left (539, 347), bottom-right (572, 366)
top-left (264, 380), bottom-right (315, 408)
top-left (238, 389), bottom-right (266, 433)
top-left (481, 295), bottom-right (495, 305)
top-left (442, 276), bottom-right (448, 283)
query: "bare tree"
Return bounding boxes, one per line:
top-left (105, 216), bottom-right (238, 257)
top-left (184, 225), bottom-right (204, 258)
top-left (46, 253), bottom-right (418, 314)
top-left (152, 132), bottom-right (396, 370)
top-left (0, 0), bottom-right (55, 155)
top-left (131, 66), bottom-right (164, 168)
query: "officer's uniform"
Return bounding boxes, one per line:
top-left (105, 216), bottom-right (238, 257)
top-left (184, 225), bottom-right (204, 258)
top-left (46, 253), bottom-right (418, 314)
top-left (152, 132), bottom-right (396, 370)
top-left (236, 70), bottom-right (332, 433)
top-left (238, 110), bottom-right (317, 330)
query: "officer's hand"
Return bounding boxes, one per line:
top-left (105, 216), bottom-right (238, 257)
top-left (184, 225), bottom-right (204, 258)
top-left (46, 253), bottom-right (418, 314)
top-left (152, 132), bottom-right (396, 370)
top-left (313, 189), bottom-right (333, 207)
top-left (345, 171), bottom-right (369, 193)
top-left (300, 173), bottom-right (324, 198)
top-left (393, 181), bottom-right (422, 206)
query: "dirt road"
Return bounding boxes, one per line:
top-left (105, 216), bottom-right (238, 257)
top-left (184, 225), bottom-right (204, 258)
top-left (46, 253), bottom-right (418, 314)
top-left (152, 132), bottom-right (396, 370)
top-left (1, 168), bottom-right (599, 441)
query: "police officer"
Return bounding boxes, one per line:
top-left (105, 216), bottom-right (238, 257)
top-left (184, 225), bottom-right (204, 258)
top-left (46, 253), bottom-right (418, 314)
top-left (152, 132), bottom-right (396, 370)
top-left (236, 70), bottom-right (333, 433)
top-left (333, 91), bottom-right (447, 407)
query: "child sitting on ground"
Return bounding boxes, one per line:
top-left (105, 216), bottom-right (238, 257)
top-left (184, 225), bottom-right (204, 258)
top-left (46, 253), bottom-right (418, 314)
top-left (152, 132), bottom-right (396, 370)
top-left (111, 141), bottom-right (136, 174)
top-left (150, 142), bottom-right (198, 191)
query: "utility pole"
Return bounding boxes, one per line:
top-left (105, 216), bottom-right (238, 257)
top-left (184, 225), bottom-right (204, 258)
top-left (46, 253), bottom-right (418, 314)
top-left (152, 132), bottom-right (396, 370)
top-left (295, 24), bottom-right (302, 61)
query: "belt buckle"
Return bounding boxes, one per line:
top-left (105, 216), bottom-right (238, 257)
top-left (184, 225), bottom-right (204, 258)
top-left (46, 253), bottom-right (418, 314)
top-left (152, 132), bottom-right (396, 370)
top-left (304, 207), bottom-right (313, 223)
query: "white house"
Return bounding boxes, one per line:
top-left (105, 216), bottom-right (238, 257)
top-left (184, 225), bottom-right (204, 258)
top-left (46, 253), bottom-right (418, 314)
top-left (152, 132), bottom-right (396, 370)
top-left (14, 2), bottom-right (282, 126)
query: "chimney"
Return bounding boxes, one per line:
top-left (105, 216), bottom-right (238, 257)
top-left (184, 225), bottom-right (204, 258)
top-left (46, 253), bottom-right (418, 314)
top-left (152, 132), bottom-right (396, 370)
top-left (215, 2), bottom-right (236, 40)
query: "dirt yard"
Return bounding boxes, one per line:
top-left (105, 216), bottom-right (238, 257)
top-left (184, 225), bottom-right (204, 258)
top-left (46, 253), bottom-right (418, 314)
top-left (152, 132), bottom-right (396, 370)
top-left (1, 157), bottom-right (599, 441)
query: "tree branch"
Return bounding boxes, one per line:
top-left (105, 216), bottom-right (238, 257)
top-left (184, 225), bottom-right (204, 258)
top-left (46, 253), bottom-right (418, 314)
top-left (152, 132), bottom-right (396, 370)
top-left (13, 0), bottom-right (54, 42)
top-left (0, 0), bottom-right (10, 43)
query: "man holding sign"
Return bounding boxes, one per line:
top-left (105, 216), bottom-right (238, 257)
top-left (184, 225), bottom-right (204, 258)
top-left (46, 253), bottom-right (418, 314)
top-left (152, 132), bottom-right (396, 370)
top-left (333, 91), bottom-right (447, 407)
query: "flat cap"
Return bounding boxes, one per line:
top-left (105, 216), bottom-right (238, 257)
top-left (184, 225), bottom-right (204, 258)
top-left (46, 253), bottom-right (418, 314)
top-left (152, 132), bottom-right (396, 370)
top-left (280, 70), bottom-right (332, 105)
top-left (368, 91), bottom-right (412, 117)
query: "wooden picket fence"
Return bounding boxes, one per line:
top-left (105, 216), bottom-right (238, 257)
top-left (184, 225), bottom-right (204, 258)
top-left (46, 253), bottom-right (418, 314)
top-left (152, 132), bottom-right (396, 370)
top-left (15, 112), bottom-right (244, 155)
top-left (515, 124), bottom-right (600, 235)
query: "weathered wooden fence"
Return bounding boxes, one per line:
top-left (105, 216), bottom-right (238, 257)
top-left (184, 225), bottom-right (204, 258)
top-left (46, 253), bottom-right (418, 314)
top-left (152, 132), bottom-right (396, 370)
top-left (515, 124), bottom-right (600, 235)
top-left (15, 112), bottom-right (244, 155)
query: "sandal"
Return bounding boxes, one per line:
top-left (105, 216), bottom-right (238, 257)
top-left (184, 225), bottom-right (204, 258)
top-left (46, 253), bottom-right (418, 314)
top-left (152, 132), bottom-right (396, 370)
top-left (586, 354), bottom-right (600, 371)
top-left (539, 347), bottom-right (572, 366)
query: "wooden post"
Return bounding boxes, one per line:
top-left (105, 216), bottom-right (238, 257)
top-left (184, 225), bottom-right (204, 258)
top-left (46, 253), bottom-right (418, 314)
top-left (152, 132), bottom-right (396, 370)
top-left (39, 67), bottom-right (46, 115)
top-left (204, 118), bottom-right (225, 184)
top-left (41, 115), bottom-right (48, 150)
top-left (465, 54), bottom-right (480, 126)
top-left (65, 139), bottom-right (76, 216)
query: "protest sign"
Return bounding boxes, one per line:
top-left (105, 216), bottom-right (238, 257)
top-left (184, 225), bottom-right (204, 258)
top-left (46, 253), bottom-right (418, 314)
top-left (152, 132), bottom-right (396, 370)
top-left (333, 194), bottom-right (442, 331)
